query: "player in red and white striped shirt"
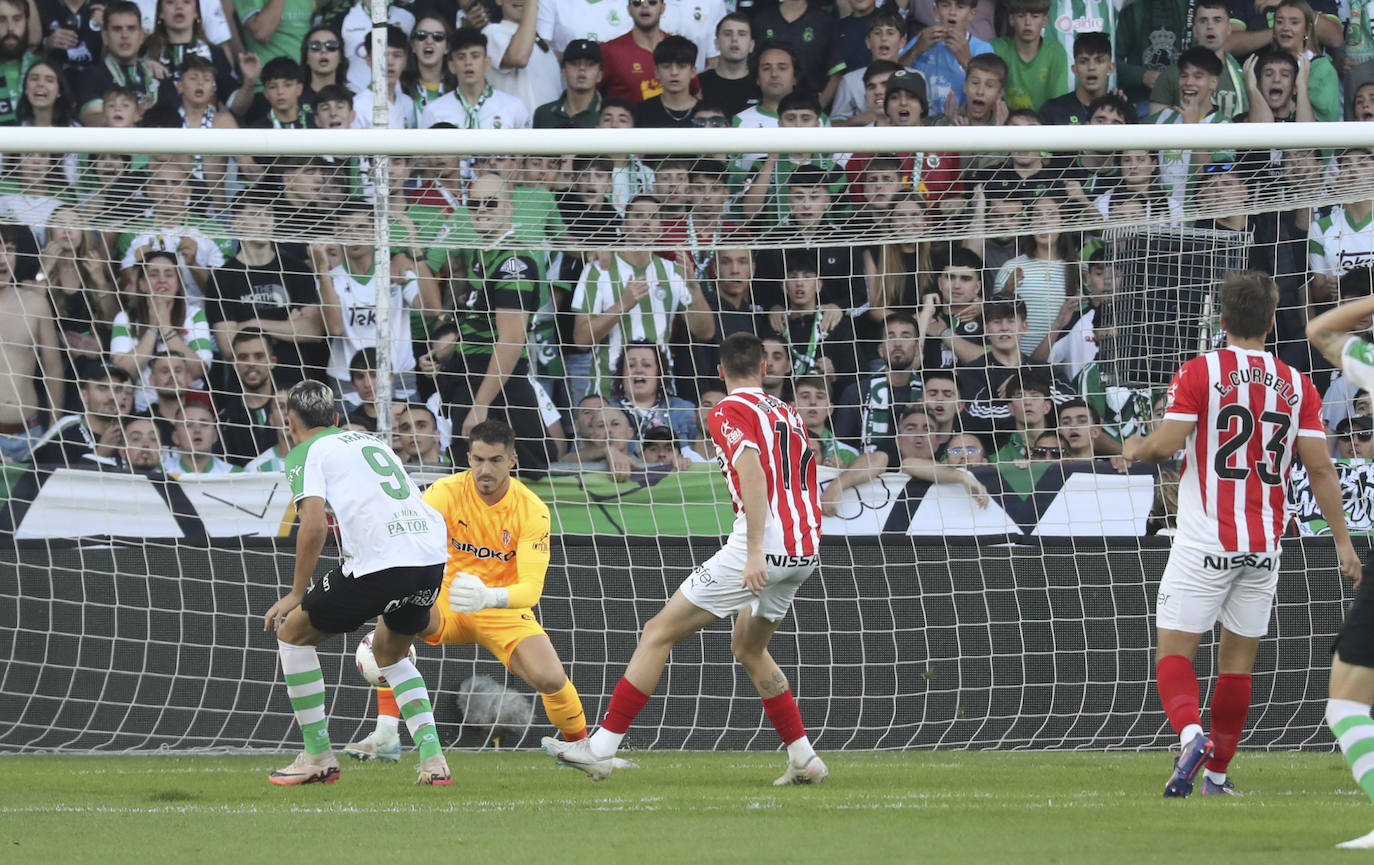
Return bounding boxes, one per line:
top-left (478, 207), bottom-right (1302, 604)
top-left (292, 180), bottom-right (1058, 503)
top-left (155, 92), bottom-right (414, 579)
top-left (1124, 271), bottom-right (1359, 798)
top-left (543, 332), bottom-right (828, 784)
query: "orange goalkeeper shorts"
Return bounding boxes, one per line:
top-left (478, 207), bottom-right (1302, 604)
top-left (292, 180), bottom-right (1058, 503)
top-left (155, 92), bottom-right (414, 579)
top-left (423, 606), bottom-right (548, 667)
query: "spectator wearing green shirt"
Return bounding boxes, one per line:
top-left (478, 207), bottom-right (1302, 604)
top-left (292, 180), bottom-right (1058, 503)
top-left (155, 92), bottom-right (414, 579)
top-left (533, 38), bottom-right (603, 128)
top-left (234, 0), bottom-right (313, 70)
top-left (1115, 0), bottom-right (1187, 106)
top-left (1269, 0), bottom-right (1340, 122)
top-left (1148, 0), bottom-right (1247, 121)
top-left (991, 0), bottom-right (1068, 111)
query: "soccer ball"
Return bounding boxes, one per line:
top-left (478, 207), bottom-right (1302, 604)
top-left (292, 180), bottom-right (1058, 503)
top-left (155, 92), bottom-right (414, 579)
top-left (355, 630), bottom-right (417, 686)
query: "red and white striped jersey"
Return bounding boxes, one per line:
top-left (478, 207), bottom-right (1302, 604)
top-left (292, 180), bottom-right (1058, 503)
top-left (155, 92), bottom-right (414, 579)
top-left (1164, 346), bottom-right (1325, 552)
top-left (707, 386), bottom-right (821, 557)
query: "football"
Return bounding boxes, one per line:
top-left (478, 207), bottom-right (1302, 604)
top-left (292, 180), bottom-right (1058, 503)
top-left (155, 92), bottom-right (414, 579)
top-left (355, 630), bottom-right (417, 686)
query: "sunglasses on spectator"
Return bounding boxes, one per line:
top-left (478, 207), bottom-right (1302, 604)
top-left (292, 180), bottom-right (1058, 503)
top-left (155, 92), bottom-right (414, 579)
top-left (1353, 431), bottom-right (1374, 442)
top-left (1030, 447), bottom-right (1063, 458)
top-left (411, 30), bottom-right (446, 42)
top-left (946, 446), bottom-right (981, 456)
top-left (692, 116), bottom-right (728, 127)
top-left (469, 196), bottom-right (502, 210)
top-left (308, 40), bottom-right (340, 51)
top-left (1204, 162), bottom-right (1236, 173)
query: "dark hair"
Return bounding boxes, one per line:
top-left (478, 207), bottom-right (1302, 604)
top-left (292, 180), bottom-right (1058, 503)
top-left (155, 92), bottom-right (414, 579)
top-left (778, 89), bottom-right (822, 117)
top-left (127, 251), bottom-right (187, 333)
top-left (286, 379), bottom-right (337, 429)
top-left (1197, 0), bottom-right (1230, 12)
top-left (885, 310), bottom-right (919, 331)
top-left (1007, 107), bottom-right (1041, 125)
top-left (720, 332), bottom-right (765, 379)
top-left (179, 53), bottom-right (216, 77)
top-left (1177, 45), bottom-right (1223, 77)
top-left (788, 163), bottom-right (831, 189)
top-left (1219, 270), bottom-right (1279, 339)
top-left (1254, 48), bottom-right (1298, 80)
top-left (1341, 266), bottom-right (1374, 300)
top-left (469, 418), bottom-right (515, 451)
top-left (866, 8), bottom-right (906, 34)
top-left (716, 11), bottom-right (751, 35)
top-left (261, 56), bottom-right (305, 85)
top-left (401, 15), bottom-right (455, 97)
top-left (754, 41), bottom-right (799, 78)
top-left (315, 83), bottom-right (355, 106)
top-left (450, 28), bottom-right (488, 54)
top-left (349, 346), bottom-right (377, 375)
top-left (230, 329), bottom-right (276, 353)
top-left (653, 34), bottom-right (698, 67)
top-left (103, 0), bottom-right (141, 26)
top-left (939, 246), bottom-right (985, 275)
top-left (1087, 93), bottom-right (1134, 123)
top-left (1057, 397), bottom-right (1101, 424)
top-left (610, 339), bottom-right (671, 404)
top-left (81, 362), bottom-right (134, 385)
top-left (599, 96), bottom-right (636, 120)
top-left (16, 60), bottom-right (74, 127)
top-left (1072, 31), bottom-right (1112, 60)
top-left (1006, 371), bottom-right (1051, 399)
top-left (863, 59), bottom-right (902, 85)
top-left (300, 25), bottom-right (349, 87)
top-left (966, 52), bottom-right (1008, 85)
top-left (984, 297), bottom-right (1027, 322)
top-left (921, 367), bottom-right (957, 388)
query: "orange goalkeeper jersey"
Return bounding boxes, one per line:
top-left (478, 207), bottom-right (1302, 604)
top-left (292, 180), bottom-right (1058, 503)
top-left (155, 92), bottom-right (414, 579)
top-left (421, 472), bottom-right (552, 610)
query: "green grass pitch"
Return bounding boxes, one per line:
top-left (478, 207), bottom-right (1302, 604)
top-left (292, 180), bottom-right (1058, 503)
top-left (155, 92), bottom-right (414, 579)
top-left (1, 751), bottom-right (1368, 864)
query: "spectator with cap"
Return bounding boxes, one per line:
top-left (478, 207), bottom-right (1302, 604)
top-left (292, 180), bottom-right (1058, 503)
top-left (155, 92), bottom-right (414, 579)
top-left (879, 69), bottom-right (962, 206)
top-left (534, 38), bottom-right (604, 127)
top-left (1335, 415), bottom-right (1374, 460)
top-left (639, 424), bottom-right (690, 470)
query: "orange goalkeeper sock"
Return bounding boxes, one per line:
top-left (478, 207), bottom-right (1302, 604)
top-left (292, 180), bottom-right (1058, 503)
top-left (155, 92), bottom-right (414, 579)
top-left (540, 678), bottom-right (588, 740)
top-left (377, 687), bottom-right (400, 720)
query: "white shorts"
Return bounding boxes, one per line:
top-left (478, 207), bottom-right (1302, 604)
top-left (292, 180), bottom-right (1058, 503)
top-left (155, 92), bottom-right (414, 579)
top-left (679, 542), bottom-right (818, 622)
top-left (1155, 543), bottom-right (1281, 638)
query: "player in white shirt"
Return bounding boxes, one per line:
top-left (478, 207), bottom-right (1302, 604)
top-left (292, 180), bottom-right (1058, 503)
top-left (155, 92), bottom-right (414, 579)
top-left (265, 379), bottom-right (451, 787)
top-left (485, 0), bottom-right (564, 111)
top-left (1306, 296), bottom-right (1374, 849)
top-left (1123, 270), bottom-right (1358, 799)
top-left (537, 0), bottom-right (632, 54)
top-left (418, 29), bottom-right (531, 129)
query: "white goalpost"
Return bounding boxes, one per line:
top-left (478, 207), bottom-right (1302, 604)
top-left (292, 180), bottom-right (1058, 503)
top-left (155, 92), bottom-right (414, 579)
top-left (0, 122), bottom-right (1369, 753)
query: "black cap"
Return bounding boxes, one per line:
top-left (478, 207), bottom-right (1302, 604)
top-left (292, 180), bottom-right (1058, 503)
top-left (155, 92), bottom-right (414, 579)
top-left (885, 69), bottom-right (928, 105)
top-left (563, 39), bottom-right (602, 64)
top-left (643, 425), bottom-right (675, 442)
top-left (81, 362), bottom-right (133, 384)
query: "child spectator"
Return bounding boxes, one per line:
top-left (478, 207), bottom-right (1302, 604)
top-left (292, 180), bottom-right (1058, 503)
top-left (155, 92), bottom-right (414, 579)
top-left (249, 56), bottom-right (310, 128)
top-left (831, 10), bottom-right (905, 125)
top-left (418, 29), bottom-right (530, 129)
top-left (74, 1), bottom-right (177, 126)
top-left (633, 35), bottom-right (699, 127)
top-left (994, 195), bottom-right (1077, 359)
top-left (1243, 49), bottom-right (1309, 123)
top-left (794, 375), bottom-right (859, 467)
top-left (991, 0), bottom-right (1068, 111)
top-left (1039, 31), bottom-right (1114, 125)
top-left (350, 25), bottom-right (416, 130)
top-left (933, 52), bottom-right (1008, 127)
top-left (903, 0), bottom-right (994, 117)
top-left (1148, 0), bottom-right (1245, 120)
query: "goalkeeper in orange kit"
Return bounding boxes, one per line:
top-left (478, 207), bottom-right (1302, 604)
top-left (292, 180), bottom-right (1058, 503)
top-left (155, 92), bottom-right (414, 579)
top-left (345, 420), bottom-right (595, 761)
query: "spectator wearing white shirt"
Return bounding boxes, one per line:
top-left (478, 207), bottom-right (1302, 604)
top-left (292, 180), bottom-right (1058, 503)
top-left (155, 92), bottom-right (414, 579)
top-left (418, 28), bottom-right (531, 129)
top-left (485, 0), bottom-right (563, 112)
top-left (661, 0), bottom-right (726, 72)
top-left (537, 0), bottom-right (632, 56)
top-left (339, 0), bottom-right (415, 95)
top-left (350, 25), bottom-right (417, 128)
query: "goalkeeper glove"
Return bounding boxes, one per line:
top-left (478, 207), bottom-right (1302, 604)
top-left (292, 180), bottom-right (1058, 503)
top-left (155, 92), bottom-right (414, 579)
top-left (449, 573), bottom-right (508, 613)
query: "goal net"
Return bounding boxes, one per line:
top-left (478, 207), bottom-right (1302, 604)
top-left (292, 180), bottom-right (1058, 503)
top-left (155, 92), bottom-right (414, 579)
top-left (0, 124), bottom-right (1363, 753)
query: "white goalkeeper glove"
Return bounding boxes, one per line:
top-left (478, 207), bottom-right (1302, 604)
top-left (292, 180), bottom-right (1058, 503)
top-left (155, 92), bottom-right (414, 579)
top-left (448, 573), bottom-right (508, 613)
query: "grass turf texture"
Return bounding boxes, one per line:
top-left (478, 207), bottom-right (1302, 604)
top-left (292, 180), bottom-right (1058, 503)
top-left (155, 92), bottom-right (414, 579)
top-left (0, 751), bottom-right (1368, 864)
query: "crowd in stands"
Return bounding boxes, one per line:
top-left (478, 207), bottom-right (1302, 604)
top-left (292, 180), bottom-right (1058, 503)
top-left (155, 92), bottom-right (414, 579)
top-left (1, 0), bottom-right (1374, 522)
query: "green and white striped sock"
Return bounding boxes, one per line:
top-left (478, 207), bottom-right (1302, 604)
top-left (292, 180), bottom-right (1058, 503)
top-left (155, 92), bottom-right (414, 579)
top-left (380, 659), bottom-right (441, 760)
top-left (279, 640), bottom-right (331, 755)
top-left (1329, 699), bottom-right (1374, 804)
